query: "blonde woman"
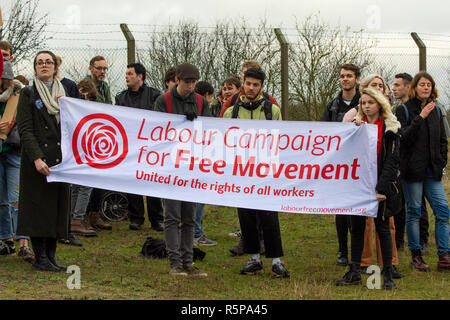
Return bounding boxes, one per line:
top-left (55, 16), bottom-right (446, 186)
top-left (336, 88), bottom-right (401, 290)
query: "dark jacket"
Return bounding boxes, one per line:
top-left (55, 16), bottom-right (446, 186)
top-left (15, 84), bottom-right (69, 238)
top-left (322, 88), bottom-right (361, 122)
top-left (376, 122), bottom-right (401, 219)
top-left (395, 98), bottom-right (447, 182)
top-left (61, 77), bottom-right (82, 99)
top-left (154, 85), bottom-right (210, 117)
top-left (85, 75), bottom-right (112, 104)
top-left (115, 84), bottom-right (161, 110)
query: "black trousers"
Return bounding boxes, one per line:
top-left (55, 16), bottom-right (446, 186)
top-left (336, 215), bottom-right (351, 255)
top-left (87, 188), bottom-right (107, 213)
top-left (350, 215), bottom-right (393, 267)
top-left (394, 191), bottom-right (429, 246)
top-left (238, 208), bottom-right (283, 258)
top-left (127, 193), bottom-right (163, 227)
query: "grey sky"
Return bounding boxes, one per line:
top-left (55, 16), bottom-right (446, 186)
top-left (38, 0), bottom-right (449, 34)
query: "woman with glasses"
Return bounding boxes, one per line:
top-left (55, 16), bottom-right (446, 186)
top-left (15, 50), bottom-right (69, 272)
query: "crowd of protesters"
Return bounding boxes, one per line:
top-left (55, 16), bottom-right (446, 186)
top-left (0, 38), bottom-right (449, 288)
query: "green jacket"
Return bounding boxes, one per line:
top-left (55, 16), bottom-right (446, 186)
top-left (85, 75), bottom-right (112, 104)
top-left (222, 95), bottom-right (282, 120)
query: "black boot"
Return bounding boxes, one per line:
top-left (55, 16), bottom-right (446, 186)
top-left (336, 263), bottom-right (362, 286)
top-left (382, 266), bottom-right (396, 290)
top-left (31, 237), bottom-right (60, 272)
top-left (336, 251), bottom-right (348, 266)
top-left (45, 238), bottom-right (66, 271)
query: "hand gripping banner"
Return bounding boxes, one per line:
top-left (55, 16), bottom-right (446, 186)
top-left (48, 97), bottom-right (379, 217)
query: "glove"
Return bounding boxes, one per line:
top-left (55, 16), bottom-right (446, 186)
top-left (185, 111), bottom-right (198, 121)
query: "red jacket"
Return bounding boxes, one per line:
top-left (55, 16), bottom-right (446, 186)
top-left (218, 87), bottom-right (278, 118)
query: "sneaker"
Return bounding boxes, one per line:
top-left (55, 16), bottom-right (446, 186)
top-left (228, 230), bottom-right (242, 238)
top-left (17, 246), bottom-right (35, 263)
top-left (129, 222), bottom-right (142, 230)
top-left (336, 251), bottom-right (348, 266)
top-left (0, 240), bottom-right (15, 255)
top-left (169, 266), bottom-right (188, 276)
top-left (194, 234), bottom-right (217, 246)
top-left (183, 265), bottom-right (207, 277)
top-left (391, 266), bottom-right (404, 279)
top-left (272, 261), bottom-right (290, 278)
top-left (240, 258), bottom-right (263, 275)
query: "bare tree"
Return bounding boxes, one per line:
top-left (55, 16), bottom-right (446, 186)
top-left (139, 19), bottom-right (280, 98)
top-left (0, 0), bottom-right (50, 64)
top-left (289, 15), bottom-right (376, 121)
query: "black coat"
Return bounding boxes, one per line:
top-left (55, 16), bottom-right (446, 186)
top-left (15, 85), bottom-right (69, 239)
top-left (115, 84), bottom-right (161, 110)
top-left (376, 123), bottom-right (401, 219)
top-left (322, 88), bottom-right (360, 122)
top-left (395, 98), bottom-right (447, 182)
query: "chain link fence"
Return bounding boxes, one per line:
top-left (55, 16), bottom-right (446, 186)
top-left (10, 25), bottom-right (450, 114)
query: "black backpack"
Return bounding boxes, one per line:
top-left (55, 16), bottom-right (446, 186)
top-left (230, 91), bottom-right (273, 120)
top-left (140, 237), bottom-right (206, 261)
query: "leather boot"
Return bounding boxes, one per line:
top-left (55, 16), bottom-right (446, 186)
top-left (89, 211), bottom-right (112, 230)
top-left (336, 263), bottom-right (362, 286)
top-left (410, 249), bottom-right (430, 272)
top-left (71, 219), bottom-right (97, 237)
top-left (45, 238), bottom-right (66, 271)
top-left (31, 237), bottom-right (60, 272)
top-left (382, 266), bottom-right (396, 290)
top-left (437, 252), bottom-right (450, 271)
top-left (229, 238), bottom-right (245, 256)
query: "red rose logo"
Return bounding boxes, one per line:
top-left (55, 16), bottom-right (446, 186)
top-left (73, 113), bottom-right (128, 169)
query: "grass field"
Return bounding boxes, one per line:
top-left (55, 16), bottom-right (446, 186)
top-left (1, 180), bottom-right (449, 300)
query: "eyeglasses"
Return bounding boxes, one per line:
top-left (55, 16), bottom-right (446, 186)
top-left (35, 60), bottom-right (55, 67)
top-left (93, 66), bottom-right (108, 72)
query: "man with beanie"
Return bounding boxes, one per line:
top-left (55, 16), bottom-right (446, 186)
top-left (154, 62), bottom-right (210, 277)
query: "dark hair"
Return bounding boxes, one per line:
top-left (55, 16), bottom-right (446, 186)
top-left (408, 71), bottom-right (438, 101)
top-left (0, 41), bottom-right (13, 55)
top-left (77, 79), bottom-right (98, 101)
top-left (340, 63), bottom-right (361, 78)
top-left (33, 50), bottom-right (58, 76)
top-left (243, 68), bottom-right (265, 85)
top-left (127, 62), bottom-right (146, 82)
top-left (89, 55), bottom-right (106, 66)
top-left (164, 67), bottom-right (176, 88)
top-left (222, 76), bottom-right (241, 89)
top-left (395, 72), bottom-right (413, 85)
top-left (195, 81), bottom-right (214, 96)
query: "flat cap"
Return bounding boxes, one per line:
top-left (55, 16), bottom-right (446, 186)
top-left (176, 62), bottom-right (200, 80)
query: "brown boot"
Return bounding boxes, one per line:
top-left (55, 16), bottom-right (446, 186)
top-left (89, 211), bottom-right (112, 230)
top-left (437, 252), bottom-right (450, 271)
top-left (410, 249), bottom-right (430, 272)
top-left (71, 219), bottom-right (97, 237)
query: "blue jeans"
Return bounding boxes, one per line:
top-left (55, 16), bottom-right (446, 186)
top-left (401, 170), bottom-right (450, 256)
top-left (194, 203), bottom-right (204, 238)
top-left (0, 150), bottom-right (28, 240)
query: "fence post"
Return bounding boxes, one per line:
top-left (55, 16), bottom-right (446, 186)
top-left (120, 23), bottom-right (135, 64)
top-left (411, 32), bottom-right (426, 71)
top-left (274, 28), bottom-right (289, 120)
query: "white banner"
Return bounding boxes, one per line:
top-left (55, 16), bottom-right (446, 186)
top-left (48, 97), bottom-right (379, 217)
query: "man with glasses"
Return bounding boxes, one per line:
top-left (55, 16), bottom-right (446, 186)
top-left (86, 56), bottom-right (112, 104)
top-left (84, 56), bottom-right (113, 232)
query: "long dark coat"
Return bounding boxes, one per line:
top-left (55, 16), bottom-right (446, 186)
top-left (15, 84), bottom-right (69, 239)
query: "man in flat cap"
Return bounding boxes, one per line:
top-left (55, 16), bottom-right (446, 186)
top-left (154, 62), bottom-right (210, 277)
